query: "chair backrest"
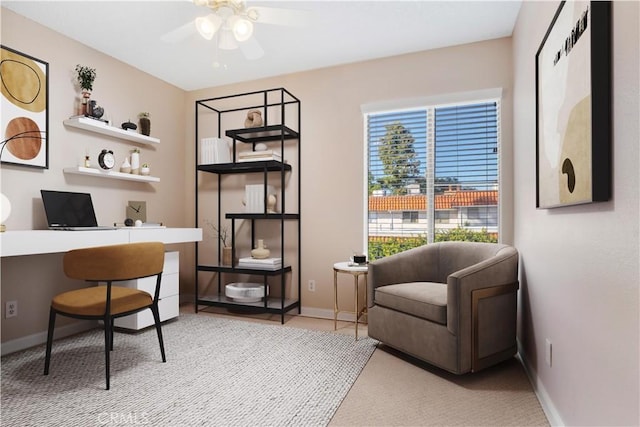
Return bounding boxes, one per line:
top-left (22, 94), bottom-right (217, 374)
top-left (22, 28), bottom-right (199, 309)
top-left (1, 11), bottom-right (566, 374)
top-left (63, 242), bottom-right (165, 282)
top-left (436, 241), bottom-right (515, 283)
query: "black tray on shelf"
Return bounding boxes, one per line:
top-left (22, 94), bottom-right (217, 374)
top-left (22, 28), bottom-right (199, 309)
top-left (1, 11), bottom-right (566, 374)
top-left (225, 125), bottom-right (299, 143)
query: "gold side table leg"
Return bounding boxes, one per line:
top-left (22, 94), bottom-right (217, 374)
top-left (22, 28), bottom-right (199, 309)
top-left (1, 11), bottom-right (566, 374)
top-left (354, 274), bottom-right (359, 340)
top-left (363, 273), bottom-right (368, 323)
top-left (333, 269), bottom-right (338, 331)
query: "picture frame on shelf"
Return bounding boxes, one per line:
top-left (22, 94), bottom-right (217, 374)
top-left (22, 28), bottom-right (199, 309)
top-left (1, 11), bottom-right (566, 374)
top-left (0, 45), bottom-right (49, 169)
top-left (535, 1), bottom-right (611, 208)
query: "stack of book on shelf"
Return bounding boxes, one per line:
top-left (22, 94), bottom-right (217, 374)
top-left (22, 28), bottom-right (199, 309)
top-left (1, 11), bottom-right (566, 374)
top-left (237, 257), bottom-right (282, 270)
top-left (237, 150), bottom-right (282, 163)
top-left (200, 137), bottom-right (230, 164)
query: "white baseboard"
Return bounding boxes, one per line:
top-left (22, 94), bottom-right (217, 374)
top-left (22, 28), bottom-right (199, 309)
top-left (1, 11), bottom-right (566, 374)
top-left (1, 321), bottom-right (96, 356)
top-left (517, 339), bottom-right (564, 426)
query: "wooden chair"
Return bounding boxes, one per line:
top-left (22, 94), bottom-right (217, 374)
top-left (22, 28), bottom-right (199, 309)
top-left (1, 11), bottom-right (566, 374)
top-left (44, 242), bottom-right (167, 390)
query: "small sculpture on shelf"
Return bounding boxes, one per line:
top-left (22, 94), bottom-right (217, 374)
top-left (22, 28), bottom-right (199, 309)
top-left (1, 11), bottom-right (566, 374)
top-left (244, 109), bottom-right (263, 128)
top-left (251, 239), bottom-right (270, 259)
top-left (88, 100), bottom-right (104, 119)
top-left (120, 156), bottom-right (131, 173)
top-left (121, 120), bottom-right (137, 131)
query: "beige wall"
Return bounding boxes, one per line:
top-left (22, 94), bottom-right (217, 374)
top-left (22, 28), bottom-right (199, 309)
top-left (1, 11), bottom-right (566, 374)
top-left (186, 37), bottom-right (514, 317)
top-left (0, 8), bottom-right (191, 343)
top-left (512, 1), bottom-right (639, 425)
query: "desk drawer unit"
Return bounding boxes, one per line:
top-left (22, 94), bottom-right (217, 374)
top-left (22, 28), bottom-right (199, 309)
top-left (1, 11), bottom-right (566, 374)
top-left (114, 251), bottom-right (179, 330)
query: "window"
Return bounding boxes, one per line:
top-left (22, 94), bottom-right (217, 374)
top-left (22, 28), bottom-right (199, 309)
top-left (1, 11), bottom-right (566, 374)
top-left (402, 211), bottom-right (419, 223)
top-left (366, 99), bottom-right (499, 260)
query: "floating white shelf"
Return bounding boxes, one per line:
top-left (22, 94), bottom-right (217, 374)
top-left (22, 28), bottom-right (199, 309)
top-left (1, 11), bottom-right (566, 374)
top-left (63, 116), bottom-right (160, 145)
top-left (64, 166), bottom-right (160, 182)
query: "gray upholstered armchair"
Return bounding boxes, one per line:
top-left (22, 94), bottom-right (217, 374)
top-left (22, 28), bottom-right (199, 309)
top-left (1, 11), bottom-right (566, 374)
top-left (367, 241), bottom-right (519, 374)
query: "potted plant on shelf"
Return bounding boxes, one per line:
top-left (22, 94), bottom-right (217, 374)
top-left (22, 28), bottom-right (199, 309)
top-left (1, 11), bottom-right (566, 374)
top-left (205, 220), bottom-right (232, 266)
top-left (140, 163), bottom-right (150, 176)
top-left (75, 65), bottom-right (96, 116)
top-left (138, 112), bottom-right (151, 136)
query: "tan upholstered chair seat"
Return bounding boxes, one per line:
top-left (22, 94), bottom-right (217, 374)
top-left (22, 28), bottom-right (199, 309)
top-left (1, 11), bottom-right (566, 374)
top-left (374, 282), bottom-right (447, 325)
top-left (45, 242), bottom-right (167, 390)
top-left (52, 287), bottom-right (153, 316)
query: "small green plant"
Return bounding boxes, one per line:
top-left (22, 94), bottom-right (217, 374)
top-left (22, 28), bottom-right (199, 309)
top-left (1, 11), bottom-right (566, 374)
top-left (75, 64), bottom-right (96, 91)
top-left (138, 112), bottom-right (150, 119)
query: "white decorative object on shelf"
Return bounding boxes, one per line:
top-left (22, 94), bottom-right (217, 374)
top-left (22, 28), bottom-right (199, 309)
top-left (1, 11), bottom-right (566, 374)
top-left (63, 116), bottom-right (160, 145)
top-left (63, 166), bottom-right (160, 182)
top-left (244, 184), bottom-right (276, 213)
top-left (225, 282), bottom-right (268, 302)
top-left (131, 148), bottom-right (140, 174)
top-left (199, 137), bottom-right (230, 164)
top-left (120, 156), bottom-right (131, 173)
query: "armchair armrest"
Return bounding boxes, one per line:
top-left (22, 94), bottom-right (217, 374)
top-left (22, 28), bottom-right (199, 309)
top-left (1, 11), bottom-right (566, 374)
top-left (446, 246), bottom-right (519, 335)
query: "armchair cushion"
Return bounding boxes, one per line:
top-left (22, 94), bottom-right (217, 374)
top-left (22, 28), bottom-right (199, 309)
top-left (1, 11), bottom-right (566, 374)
top-left (374, 282), bottom-right (447, 325)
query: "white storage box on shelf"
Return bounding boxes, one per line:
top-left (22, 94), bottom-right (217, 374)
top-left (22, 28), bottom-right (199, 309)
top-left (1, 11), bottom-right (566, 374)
top-left (114, 251), bottom-right (179, 330)
top-left (244, 184), bottom-right (277, 213)
top-left (225, 282), bottom-right (269, 303)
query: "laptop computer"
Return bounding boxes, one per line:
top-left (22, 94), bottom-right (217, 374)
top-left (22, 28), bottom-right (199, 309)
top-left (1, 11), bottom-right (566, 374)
top-left (41, 190), bottom-right (117, 230)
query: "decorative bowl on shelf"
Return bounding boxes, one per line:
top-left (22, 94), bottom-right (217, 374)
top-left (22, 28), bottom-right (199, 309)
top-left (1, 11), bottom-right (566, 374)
top-left (225, 282), bottom-right (268, 303)
top-left (121, 121), bottom-right (137, 131)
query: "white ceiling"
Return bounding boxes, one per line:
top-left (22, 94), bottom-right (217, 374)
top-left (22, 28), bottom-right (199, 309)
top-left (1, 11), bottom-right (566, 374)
top-left (2, 1), bottom-right (522, 91)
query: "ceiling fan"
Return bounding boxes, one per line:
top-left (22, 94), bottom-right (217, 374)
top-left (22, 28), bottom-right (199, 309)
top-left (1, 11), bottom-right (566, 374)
top-left (162, 0), bottom-right (309, 61)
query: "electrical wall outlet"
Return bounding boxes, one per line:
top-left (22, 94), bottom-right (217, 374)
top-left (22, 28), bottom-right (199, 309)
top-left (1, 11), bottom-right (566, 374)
top-left (6, 301), bottom-right (17, 318)
top-left (545, 338), bottom-right (552, 367)
top-left (308, 280), bottom-right (316, 292)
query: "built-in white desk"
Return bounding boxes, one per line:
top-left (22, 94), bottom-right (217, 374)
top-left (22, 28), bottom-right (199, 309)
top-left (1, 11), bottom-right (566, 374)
top-left (0, 228), bottom-right (202, 257)
top-left (0, 228), bottom-right (202, 343)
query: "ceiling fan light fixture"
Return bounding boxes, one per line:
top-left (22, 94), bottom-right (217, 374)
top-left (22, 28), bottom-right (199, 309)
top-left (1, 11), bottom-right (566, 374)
top-left (231, 16), bottom-right (253, 42)
top-left (195, 16), bottom-right (217, 40)
top-left (219, 28), bottom-right (238, 50)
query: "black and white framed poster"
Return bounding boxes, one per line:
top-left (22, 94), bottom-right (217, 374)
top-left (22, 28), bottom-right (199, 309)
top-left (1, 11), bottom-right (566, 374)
top-left (535, 1), bottom-right (611, 208)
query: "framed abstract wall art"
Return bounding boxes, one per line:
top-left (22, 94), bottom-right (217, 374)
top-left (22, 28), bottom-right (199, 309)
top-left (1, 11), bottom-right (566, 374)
top-left (0, 45), bottom-right (49, 169)
top-left (535, 1), bottom-right (611, 208)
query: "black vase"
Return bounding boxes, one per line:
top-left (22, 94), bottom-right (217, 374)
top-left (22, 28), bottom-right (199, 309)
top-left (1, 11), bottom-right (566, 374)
top-left (139, 118), bottom-right (151, 136)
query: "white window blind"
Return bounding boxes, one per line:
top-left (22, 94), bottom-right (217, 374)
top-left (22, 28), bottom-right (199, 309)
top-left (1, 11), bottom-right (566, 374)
top-left (366, 100), bottom-right (499, 260)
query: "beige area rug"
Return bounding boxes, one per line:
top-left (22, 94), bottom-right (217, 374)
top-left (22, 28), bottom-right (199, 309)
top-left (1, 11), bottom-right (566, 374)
top-left (1, 313), bottom-right (377, 427)
top-left (330, 344), bottom-right (549, 426)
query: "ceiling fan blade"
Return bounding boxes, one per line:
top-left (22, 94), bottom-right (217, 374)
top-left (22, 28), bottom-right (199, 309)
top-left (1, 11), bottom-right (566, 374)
top-left (239, 36), bottom-right (264, 60)
top-left (247, 6), bottom-right (311, 27)
top-left (161, 20), bottom-right (197, 43)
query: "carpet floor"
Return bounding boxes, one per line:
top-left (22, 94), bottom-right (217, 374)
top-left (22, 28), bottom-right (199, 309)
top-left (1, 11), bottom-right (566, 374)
top-left (1, 313), bottom-right (377, 427)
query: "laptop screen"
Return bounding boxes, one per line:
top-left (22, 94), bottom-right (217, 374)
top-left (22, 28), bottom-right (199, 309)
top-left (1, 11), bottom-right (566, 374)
top-left (41, 190), bottom-right (99, 228)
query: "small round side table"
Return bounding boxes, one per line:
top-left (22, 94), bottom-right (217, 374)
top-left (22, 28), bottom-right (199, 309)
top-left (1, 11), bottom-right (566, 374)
top-left (333, 261), bottom-right (368, 340)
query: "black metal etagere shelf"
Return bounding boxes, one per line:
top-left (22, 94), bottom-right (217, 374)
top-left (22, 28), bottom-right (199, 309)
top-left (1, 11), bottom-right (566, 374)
top-left (194, 88), bottom-right (301, 324)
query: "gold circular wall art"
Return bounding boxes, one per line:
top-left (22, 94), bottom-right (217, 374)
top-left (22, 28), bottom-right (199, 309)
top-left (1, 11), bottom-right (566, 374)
top-left (0, 49), bottom-right (46, 113)
top-left (5, 117), bottom-right (41, 160)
